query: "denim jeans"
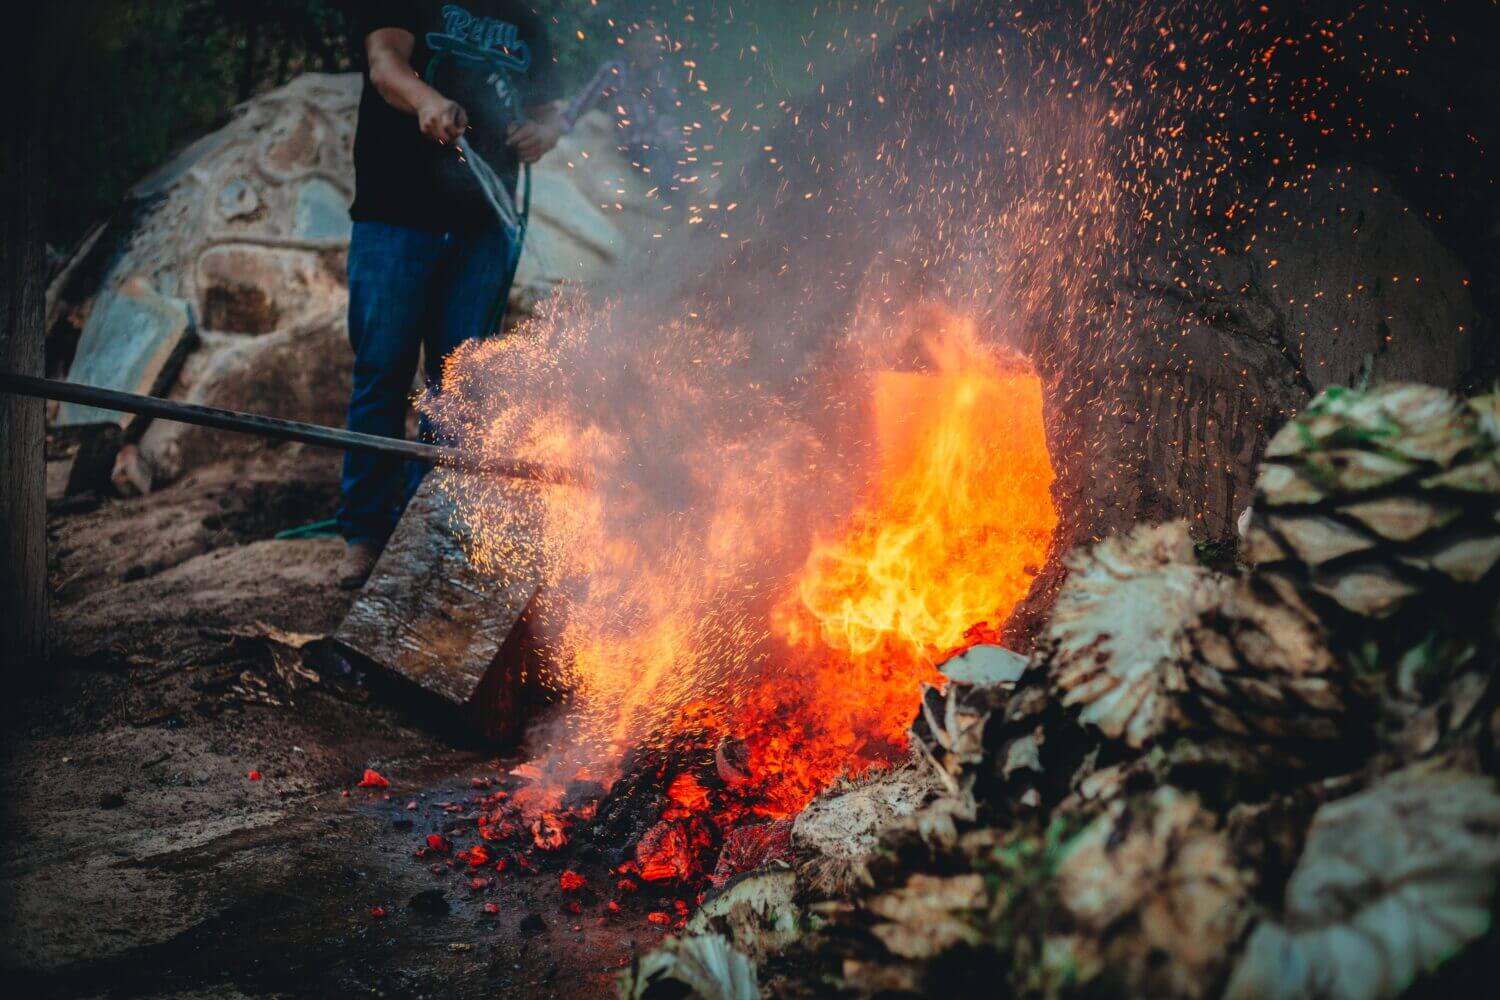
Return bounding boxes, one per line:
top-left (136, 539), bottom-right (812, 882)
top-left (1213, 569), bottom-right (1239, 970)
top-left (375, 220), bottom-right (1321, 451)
top-left (337, 220), bottom-right (512, 543)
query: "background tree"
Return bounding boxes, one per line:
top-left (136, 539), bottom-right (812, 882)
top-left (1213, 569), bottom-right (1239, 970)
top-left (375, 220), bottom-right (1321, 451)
top-left (3, 8), bottom-right (51, 665)
top-left (42, 0), bottom-right (354, 248)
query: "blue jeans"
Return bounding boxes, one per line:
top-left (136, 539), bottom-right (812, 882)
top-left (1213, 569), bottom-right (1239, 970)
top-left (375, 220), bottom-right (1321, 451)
top-left (338, 221), bottom-right (512, 543)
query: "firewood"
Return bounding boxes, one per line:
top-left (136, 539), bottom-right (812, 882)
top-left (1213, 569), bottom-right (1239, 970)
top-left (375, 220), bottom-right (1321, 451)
top-left (330, 475), bottom-right (546, 743)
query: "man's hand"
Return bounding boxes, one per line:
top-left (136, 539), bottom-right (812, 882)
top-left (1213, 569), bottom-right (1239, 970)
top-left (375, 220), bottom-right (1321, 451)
top-left (507, 114), bottom-right (562, 164)
top-left (418, 94), bottom-right (469, 145)
top-left (366, 27), bottom-right (467, 144)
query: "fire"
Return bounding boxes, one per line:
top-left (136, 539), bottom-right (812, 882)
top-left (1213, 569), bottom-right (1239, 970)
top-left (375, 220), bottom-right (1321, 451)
top-left (777, 319), bottom-right (1056, 662)
top-left (429, 302), bottom-right (1057, 864)
top-left (403, 0), bottom-right (1455, 895)
top-left (739, 316), bottom-right (1057, 815)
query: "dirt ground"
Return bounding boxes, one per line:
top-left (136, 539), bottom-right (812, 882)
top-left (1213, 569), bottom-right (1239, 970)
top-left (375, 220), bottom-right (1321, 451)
top-left (0, 445), bottom-right (665, 998)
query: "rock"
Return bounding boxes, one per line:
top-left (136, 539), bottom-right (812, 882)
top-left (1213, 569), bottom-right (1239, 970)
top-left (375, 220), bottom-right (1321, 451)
top-left (110, 443), bottom-right (153, 497)
top-left (216, 177), bottom-right (260, 220)
top-left (88, 74), bottom-right (358, 327)
top-left (58, 277), bottom-right (196, 431)
top-left (1253, 165), bottom-right (1478, 392)
top-left (196, 244), bottom-right (344, 335)
top-left (293, 178), bottom-right (353, 240)
top-left (138, 309), bottom-right (350, 482)
top-left (52, 75), bottom-right (358, 484)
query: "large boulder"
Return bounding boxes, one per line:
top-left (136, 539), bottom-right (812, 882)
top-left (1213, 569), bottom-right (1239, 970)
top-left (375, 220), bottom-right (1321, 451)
top-left (1251, 164), bottom-right (1478, 391)
top-left (94, 73), bottom-right (359, 327)
top-left (139, 307), bottom-right (352, 479)
top-left (1048, 162), bottom-right (1481, 549)
top-left (55, 73), bottom-right (650, 487)
top-left (55, 74), bottom-right (359, 486)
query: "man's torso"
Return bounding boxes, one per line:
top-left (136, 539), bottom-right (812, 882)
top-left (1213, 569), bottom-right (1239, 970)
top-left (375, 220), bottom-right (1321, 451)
top-left (351, 1), bottom-right (557, 232)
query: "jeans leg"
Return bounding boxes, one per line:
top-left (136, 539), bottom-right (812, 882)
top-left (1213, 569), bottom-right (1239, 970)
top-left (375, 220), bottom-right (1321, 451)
top-left (339, 222), bottom-right (445, 542)
top-left (406, 225), bottom-right (514, 498)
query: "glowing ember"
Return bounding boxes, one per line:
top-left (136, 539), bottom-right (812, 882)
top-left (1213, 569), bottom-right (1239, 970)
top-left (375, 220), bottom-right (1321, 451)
top-left (530, 812), bottom-right (569, 851)
top-left (636, 821), bottom-right (695, 882)
top-left (666, 773), bottom-right (712, 814)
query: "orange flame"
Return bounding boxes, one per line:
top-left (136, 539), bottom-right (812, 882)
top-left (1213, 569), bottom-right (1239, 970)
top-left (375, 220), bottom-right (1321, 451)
top-left (738, 315), bottom-right (1057, 815)
top-left (777, 318), bottom-right (1056, 661)
top-left (433, 301), bottom-right (1056, 824)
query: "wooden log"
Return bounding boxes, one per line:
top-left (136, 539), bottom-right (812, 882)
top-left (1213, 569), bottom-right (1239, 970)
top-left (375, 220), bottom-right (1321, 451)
top-left (331, 475), bottom-right (547, 743)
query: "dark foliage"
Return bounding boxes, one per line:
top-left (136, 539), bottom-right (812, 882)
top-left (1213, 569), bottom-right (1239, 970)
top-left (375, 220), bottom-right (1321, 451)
top-left (41, 0), bottom-right (353, 247)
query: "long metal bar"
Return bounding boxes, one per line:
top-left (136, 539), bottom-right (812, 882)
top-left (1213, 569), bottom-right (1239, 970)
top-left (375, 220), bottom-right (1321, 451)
top-left (0, 372), bottom-right (582, 486)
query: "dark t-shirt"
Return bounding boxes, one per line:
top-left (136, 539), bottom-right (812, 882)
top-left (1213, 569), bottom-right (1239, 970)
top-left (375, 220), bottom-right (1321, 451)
top-left (350, 1), bottom-right (560, 231)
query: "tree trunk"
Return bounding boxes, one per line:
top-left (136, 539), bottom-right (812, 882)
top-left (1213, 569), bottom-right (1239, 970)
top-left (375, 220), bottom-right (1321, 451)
top-left (1, 9), bottom-right (48, 666)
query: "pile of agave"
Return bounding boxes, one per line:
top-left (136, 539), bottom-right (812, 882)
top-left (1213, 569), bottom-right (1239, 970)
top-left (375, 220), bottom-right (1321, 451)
top-left (620, 384), bottom-right (1500, 1000)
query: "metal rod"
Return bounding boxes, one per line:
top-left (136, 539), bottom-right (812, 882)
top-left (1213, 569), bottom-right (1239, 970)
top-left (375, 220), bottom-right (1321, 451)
top-left (0, 372), bottom-right (583, 486)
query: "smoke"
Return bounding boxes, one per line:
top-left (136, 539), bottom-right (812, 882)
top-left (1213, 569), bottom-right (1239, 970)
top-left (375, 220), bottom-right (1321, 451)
top-left (421, 0), bottom-right (1457, 786)
top-left (419, 0), bottom-right (1192, 779)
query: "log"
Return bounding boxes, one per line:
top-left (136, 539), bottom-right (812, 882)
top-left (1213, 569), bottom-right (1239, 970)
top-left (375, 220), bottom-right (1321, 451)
top-left (330, 475), bottom-right (547, 743)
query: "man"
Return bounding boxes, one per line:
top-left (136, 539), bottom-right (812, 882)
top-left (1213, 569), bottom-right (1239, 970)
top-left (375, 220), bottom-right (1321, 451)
top-left (337, 2), bottom-right (564, 588)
